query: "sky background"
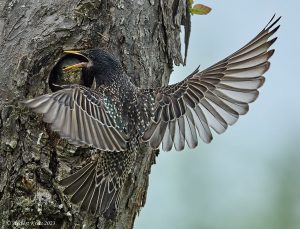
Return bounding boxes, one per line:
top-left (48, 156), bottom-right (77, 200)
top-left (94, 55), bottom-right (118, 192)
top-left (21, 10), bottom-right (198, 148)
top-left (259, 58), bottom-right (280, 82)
top-left (135, 0), bottom-right (300, 228)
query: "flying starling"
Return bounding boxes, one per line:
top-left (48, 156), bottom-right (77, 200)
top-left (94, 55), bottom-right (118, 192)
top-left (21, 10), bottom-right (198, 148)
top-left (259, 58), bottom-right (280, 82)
top-left (22, 16), bottom-right (280, 217)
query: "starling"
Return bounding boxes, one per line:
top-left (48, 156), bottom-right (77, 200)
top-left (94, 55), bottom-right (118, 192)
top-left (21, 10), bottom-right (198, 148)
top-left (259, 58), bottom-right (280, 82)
top-left (22, 16), bottom-right (280, 217)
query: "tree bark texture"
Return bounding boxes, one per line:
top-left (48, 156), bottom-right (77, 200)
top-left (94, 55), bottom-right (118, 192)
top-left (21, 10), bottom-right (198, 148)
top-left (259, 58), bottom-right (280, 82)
top-left (0, 0), bottom-right (188, 228)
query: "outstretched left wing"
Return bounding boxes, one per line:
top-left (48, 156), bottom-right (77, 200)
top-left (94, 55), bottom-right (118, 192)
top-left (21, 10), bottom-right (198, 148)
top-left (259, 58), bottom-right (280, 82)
top-left (22, 85), bottom-right (129, 151)
top-left (141, 16), bottom-right (280, 151)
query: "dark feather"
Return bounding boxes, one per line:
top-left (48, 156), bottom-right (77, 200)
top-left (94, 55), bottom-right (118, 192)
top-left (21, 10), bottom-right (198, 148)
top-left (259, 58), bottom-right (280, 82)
top-left (141, 16), bottom-right (280, 150)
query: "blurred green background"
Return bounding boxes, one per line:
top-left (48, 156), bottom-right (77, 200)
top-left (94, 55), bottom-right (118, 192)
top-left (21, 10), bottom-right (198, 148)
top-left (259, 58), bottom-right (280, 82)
top-left (135, 0), bottom-right (300, 228)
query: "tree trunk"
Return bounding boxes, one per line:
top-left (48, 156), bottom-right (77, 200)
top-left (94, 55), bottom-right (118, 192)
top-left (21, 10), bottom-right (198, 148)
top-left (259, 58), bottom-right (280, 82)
top-left (0, 0), bottom-right (188, 228)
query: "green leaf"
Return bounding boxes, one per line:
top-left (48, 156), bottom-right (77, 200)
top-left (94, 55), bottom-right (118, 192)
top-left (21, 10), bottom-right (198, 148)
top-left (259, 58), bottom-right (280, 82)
top-left (190, 4), bottom-right (212, 15)
top-left (187, 0), bottom-right (194, 8)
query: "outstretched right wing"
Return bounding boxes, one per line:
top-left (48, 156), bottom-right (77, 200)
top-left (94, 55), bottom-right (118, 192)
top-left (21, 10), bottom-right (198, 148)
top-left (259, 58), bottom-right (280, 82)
top-left (141, 16), bottom-right (280, 151)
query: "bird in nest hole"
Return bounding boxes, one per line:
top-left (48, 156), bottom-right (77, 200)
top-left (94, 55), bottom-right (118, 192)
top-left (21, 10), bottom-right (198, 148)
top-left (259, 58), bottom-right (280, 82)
top-left (22, 16), bottom-right (280, 218)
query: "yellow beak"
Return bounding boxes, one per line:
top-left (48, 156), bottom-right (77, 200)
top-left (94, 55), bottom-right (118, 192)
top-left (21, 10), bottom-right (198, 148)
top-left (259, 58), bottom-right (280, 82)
top-left (63, 63), bottom-right (87, 72)
top-left (63, 50), bottom-right (81, 54)
top-left (63, 50), bottom-right (88, 71)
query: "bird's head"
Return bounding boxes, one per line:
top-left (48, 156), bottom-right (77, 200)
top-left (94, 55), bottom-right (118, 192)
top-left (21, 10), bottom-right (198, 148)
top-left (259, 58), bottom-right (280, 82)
top-left (63, 49), bottom-right (123, 86)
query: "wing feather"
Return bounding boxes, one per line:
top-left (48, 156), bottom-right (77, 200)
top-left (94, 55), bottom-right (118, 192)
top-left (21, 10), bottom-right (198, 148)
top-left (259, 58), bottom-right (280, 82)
top-left (142, 16), bottom-right (280, 151)
top-left (22, 85), bottom-right (128, 151)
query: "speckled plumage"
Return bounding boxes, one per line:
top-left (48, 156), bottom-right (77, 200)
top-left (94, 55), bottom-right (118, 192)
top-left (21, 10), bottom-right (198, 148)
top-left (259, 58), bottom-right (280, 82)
top-left (22, 16), bottom-right (280, 218)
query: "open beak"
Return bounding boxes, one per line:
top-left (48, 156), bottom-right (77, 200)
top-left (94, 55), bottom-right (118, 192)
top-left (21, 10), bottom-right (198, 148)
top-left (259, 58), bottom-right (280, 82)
top-left (63, 50), bottom-right (88, 71)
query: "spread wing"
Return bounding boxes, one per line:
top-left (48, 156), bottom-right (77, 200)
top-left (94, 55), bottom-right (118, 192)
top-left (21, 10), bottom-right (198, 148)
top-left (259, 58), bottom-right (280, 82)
top-left (22, 85), bottom-right (128, 151)
top-left (142, 16), bottom-right (280, 151)
top-left (60, 150), bottom-right (134, 217)
top-left (61, 161), bottom-right (121, 217)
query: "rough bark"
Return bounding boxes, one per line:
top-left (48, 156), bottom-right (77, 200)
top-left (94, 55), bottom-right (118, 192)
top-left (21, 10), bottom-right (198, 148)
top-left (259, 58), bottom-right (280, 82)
top-left (0, 0), bottom-right (188, 228)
